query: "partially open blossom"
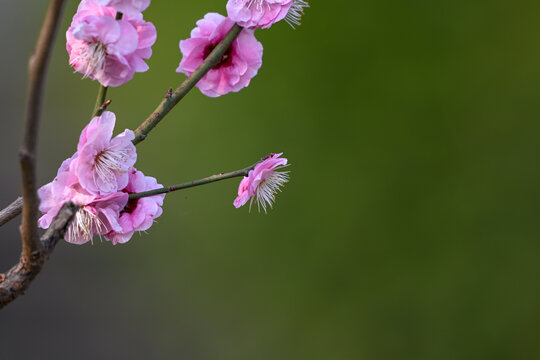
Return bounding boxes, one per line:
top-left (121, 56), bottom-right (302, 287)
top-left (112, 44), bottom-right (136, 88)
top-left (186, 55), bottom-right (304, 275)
top-left (93, 0), bottom-right (150, 15)
top-left (234, 153), bottom-right (289, 212)
top-left (176, 13), bottom-right (263, 97)
top-left (38, 157), bottom-right (129, 245)
top-left (66, 0), bottom-right (157, 87)
top-left (71, 111), bottom-right (137, 196)
top-left (226, 0), bottom-right (309, 29)
top-left (106, 168), bottom-right (165, 245)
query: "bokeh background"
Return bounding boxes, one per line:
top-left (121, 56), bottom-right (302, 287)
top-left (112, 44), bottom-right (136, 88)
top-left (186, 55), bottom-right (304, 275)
top-left (2, 0), bottom-right (540, 359)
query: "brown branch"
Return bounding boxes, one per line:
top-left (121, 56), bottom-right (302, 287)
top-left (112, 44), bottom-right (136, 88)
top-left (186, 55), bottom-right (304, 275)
top-left (0, 0), bottom-right (67, 310)
top-left (19, 0), bottom-right (66, 261)
top-left (0, 197), bottom-right (23, 228)
top-left (0, 202), bottom-right (78, 309)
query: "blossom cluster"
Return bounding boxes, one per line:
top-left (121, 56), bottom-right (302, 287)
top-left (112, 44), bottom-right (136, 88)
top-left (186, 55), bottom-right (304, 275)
top-left (65, 0), bottom-right (308, 93)
top-left (38, 0), bottom-right (304, 245)
top-left (38, 112), bottom-right (164, 245)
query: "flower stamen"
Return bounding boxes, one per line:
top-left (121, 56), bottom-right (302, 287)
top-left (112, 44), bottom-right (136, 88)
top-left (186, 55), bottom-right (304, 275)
top-left (70, 41), bottom-right (107, 79)
top-left (285, 0), bottom-right (309, 28)
top-left (245, 0), bottom-right (269, 11)
top-left (93, 148), bottom-right (131, 185)
top-left (251, 170), bottom-right (290, 213)
top-left (67, 207), bottom-right (105, 244)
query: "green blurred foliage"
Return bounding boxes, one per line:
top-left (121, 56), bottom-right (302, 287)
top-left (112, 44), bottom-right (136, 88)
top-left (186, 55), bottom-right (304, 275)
top-left (2, 0), bottom-right (540, 359)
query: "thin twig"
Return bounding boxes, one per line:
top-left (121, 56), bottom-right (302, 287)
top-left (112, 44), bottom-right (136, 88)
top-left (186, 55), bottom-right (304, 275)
top-left (19, 0), bottom-right (66, 261)
top-left (129, 162), bottom-right (256, 200)
top-left (92, 84), bottom-right (108, 117)
top-left (91, 12), bottom-right (122, 118)
top-left (0, 198), bottom-right (23, 228)
top-left (133, 24), bottom-right (243, 145)
top-left (0, 202), bottom-right (78, 309)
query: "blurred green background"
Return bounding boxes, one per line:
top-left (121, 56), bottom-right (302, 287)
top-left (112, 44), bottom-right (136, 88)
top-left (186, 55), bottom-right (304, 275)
top-left (2, 0), bottom-right (540, 359)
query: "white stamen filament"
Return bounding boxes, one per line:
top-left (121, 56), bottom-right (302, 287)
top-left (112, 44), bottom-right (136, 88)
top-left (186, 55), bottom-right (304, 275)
top-left (93, 148), bottom-right (131, 186)
top-left (67, 207), bottom-right (105, 244)
top-left (285, 0), bottom-right (309, 28)
top-left (70, 42), bottom-right (106, 79)
top-left (245, 0), bottom-right (271, 11)
top-left (251, 171), bottom-right (290, 213)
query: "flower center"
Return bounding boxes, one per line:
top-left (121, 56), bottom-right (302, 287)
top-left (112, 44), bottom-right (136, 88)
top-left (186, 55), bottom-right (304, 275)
top-left (123, 198), bottom-right (139, 214)
top-left (93, 148), bottom-right (130, 185)
top-left (67, 208), bottom-right (104, 243)
top-left (71, 41), bottom-right (107, 78)
top-left (204, 44), bottom-right (234, 69)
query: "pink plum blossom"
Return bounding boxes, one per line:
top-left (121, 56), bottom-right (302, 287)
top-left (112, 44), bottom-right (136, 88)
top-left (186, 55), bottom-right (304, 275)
top-left (93, 0), bottom-right (150, 15)
top-left (226, 0), bottom-right (309, 29)
top-left (38, 156), bottom-right (129, 245)
top-left (234, 153), bottom-right (289, 212)
top-left (70, 111), bottom-right (137, 196)
top-left (176, 13), bottom-right (263, 97)
top-left (66, 0), bottom-right (157, 87)
top-left (106, 168), bottom-right (165, 245)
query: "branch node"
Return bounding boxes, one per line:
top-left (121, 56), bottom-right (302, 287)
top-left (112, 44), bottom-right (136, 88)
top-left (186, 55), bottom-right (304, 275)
top-left (99, 99), bottom-right (112, 112)
top-left (28, 55), bottom-right (37, 73)
top-left (18, 149), bottom-right (35, 163)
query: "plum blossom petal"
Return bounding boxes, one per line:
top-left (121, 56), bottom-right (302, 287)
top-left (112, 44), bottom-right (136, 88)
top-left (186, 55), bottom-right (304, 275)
top-left (233, 177), bottom-right (251, 208)
top-left (176, 13), bottom-right (263, 97)
top-left (93, 0), bottom-right (150, 16)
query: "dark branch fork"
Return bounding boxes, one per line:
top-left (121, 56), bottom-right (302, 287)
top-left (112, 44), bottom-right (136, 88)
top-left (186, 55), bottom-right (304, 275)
top-left (0, 203), bottom-right (77, 309)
